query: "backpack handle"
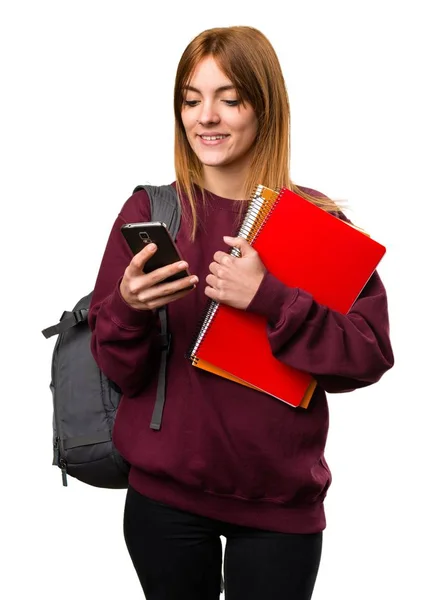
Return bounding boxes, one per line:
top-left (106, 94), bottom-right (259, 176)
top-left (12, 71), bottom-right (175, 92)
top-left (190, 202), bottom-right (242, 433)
top-left (42, 309), bottom-right (89, 339)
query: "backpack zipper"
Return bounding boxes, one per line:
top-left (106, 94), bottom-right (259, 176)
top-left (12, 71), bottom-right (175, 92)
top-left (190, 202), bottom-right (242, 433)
top-left (59, 459), bottom-right (68, 487)
top-left (53, 436), bottom-right (68, 487)
top-left (51, 335), bottom-right (68, 487)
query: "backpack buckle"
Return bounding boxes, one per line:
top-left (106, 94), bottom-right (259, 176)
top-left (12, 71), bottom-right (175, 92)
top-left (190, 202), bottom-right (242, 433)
top-left (73, 309), bottom-right (88, 324)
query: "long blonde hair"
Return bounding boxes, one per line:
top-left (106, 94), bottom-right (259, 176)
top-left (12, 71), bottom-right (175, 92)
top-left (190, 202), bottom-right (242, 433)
top-left (174, 26), bottom-right (339, 237)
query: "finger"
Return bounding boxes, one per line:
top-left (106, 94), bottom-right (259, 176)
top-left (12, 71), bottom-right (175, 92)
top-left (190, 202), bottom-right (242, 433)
top-left (127, 243), bottom-right (158, 274)
top-left (144, 260), bottom-right (190, 287)
top-left (140, 274), bottom-right (198, 303)
top-left (213, 251), bottom-right (233, 266)
top-left (206, 274), bottom-right (218, 288)
top-left (208, 262), bottom-right (221, 276)
top-left (128, 242), bottom-right (190, 279)
top-left (145, 286), bottom-right (196, 311)
top-left (223, 236), bottom-right (253, 256)
top-left (127, 249), bottom-right (190, 285)
top-left (204, 285), bottom-right (219, 301)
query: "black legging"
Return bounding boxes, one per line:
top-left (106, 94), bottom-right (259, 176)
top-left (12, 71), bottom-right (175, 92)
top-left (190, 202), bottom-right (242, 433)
top-left (124, 486), bottom-right (322, 600)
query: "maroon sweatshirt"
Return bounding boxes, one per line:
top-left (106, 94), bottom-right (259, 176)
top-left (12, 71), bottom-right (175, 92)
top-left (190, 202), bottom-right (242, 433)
top-left (89, 184), bottom-right (394, 534)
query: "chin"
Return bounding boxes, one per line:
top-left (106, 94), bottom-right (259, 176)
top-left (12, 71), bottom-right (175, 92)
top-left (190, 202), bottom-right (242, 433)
top-left (200, 159), bottom-right (229, 168)
top-left (192, 147), bottom-right (227, 165)
top-left (196, 153), bottom-right (231, 168)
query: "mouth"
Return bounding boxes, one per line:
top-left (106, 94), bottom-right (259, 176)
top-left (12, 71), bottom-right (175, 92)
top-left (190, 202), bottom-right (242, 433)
top-left (198, 134), bottom-right (230, 145)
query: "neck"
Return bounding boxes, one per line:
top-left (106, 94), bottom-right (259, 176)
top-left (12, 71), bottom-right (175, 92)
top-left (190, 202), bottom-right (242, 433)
top-left (201, 163), bottom-right (250, 200)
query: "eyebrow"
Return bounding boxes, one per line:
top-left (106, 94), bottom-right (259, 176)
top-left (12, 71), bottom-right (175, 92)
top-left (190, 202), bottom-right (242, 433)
top-left (183, 85), bottom-right (236, 93)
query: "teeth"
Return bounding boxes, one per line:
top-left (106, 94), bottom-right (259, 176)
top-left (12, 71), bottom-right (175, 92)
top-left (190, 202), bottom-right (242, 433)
top-left (201, 135), bottom-right (227, 141)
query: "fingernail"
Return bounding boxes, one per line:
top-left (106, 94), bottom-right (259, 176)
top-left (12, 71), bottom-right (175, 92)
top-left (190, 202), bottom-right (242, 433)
top-left (178, 261), bottom-right (188, 269)
top-left (190, 276), bottom-right (198, 284)
top-left (147, 243), bottom-right (157, 252)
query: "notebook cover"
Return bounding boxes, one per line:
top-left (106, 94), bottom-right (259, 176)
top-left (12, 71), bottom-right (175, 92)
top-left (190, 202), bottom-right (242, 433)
top-left (192, 187), bottom-right (386, 407)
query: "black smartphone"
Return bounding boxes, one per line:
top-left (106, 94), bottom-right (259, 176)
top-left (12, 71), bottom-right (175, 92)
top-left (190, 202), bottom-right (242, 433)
top-left (121, 221), bottom-right (189, 283)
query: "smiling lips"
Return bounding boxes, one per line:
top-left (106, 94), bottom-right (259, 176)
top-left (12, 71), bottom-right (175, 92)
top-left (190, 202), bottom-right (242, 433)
top-left (198, 134), bottom-right (230, 145)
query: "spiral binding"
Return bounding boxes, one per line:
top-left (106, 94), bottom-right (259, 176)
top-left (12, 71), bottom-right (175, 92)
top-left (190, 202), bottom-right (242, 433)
top-left (187, 185), bottom-right (284, 363)
top-left (188, 298), bottom-right (219, 361)
top-left (232, 184), bottom-right (281, 253)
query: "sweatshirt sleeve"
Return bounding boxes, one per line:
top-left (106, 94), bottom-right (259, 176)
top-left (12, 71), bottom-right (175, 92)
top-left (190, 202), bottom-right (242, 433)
top-left (88, 192), bottom-right (161, 397)
top-left (246, 269), bottom-right (394, 393)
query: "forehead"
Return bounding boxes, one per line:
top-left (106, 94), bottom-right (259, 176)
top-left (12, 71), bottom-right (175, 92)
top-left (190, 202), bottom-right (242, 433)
top-left (187, 56), bottom-right (233, 91)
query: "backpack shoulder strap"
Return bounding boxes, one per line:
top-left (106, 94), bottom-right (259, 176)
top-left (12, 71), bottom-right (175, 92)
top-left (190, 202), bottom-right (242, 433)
top-left (133, 184), bottom-right (182, 431)
top-left (133, 184), bottom-right (181, 240)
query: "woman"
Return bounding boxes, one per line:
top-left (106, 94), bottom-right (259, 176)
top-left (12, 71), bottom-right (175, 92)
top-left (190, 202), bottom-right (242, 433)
top-left (89, 26), bottom-right (394, 600)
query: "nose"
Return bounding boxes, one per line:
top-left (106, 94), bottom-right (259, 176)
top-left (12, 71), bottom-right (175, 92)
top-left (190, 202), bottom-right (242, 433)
top-left (196, 101), bottom-right (221, 126)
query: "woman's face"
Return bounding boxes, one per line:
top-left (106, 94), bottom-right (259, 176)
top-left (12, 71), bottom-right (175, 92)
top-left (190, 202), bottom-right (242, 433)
top-left (181, 56), bottom-right (258, 172)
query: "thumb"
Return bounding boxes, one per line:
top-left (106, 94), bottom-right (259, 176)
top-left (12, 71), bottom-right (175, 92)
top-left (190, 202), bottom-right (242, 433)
top-left (131, 242), bottom-right (158, 272)
top-left (223, 236), bottom-right (254, 257)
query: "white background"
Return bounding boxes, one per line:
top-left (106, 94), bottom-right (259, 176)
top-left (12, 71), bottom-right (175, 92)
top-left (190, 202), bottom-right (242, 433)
top-left (1, 1), bottom-right (429, 598)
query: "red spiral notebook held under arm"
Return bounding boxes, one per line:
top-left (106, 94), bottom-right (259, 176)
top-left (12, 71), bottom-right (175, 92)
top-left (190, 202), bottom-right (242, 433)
top-left (187, 185), bottom-right (386, 408)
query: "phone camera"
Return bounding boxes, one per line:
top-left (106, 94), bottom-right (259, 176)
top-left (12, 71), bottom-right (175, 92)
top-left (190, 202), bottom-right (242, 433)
top-left (139, 231), bottom-right (152, 244)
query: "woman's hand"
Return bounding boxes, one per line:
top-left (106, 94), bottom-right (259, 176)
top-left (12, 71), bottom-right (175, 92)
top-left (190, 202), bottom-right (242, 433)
top-left (120, 243), bottom-right (198, 310)
top-left (205, 236), bottom-right (266, 310)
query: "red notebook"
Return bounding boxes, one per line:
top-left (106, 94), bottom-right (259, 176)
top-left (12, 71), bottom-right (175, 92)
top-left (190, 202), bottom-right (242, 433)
top-left (188, 185), bottom-right (386, 408)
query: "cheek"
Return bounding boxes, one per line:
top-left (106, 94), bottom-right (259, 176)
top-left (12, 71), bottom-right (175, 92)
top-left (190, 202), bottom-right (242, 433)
top-left (239, 119), bottom-right (258, 147)
top-left (181, 112), bottom-right (193, 136)
top-left (234, 112), bottom-right (258, 139)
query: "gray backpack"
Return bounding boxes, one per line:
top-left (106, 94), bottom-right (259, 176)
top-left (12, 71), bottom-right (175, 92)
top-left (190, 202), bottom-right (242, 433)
top-left (42, 184), bottom-right (181, 488)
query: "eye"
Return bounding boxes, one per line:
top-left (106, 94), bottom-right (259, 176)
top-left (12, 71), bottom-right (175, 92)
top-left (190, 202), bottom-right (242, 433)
top-left (183, 100), bottom-right (199, 107)
top-left (224, 100), bottom-right (240, 106)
